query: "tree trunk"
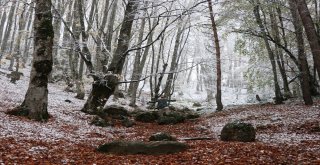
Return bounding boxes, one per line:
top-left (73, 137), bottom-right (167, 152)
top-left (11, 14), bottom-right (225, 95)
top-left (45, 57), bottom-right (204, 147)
top-left (82, 0), bottom-right (138, 114)
top-left (128, 3), bottom-right (148, 106)
top-left (22, 4), bottom-right (34, 67)
top-left (69, 0), bottom-right (83, 99)
top-left (128, 11), bottom-right (147, 96)
top-left (253, 3), bottom-right (283, 104)
top-left (74, 0), bottom-right (94, 99)
top-left (8, 2), bottom-right (20, 71)
top-left (61, 1), bottom-right (73, 74)
top-left (269, 8), bottom-right (292, 98)
top-left (52, 0), bottom-right (62, 67)
top-left (7, 0), bottom-right (54, 121)
top-left (202, 65), bottom-right (214, 101)
top-left (207, 0), bottom-right (223, 111)
top-left (129, 16), bottom-right (156, 106)
top-left (105, 0), bottom-right (118, 52)
top-left (0, 11), bottom-right (7, 45)
top-left (289, 0), bottom-right (313, 105)
top-left (294, 0), bottom-right (320, 80)
top-left (163, 22), bottom-right (183, 98)
top-left (150, 8), bottom-right (171, 102)
top-left (10, 4), bottom-right (27, 72)
top-left (95, 0), bottom-right (109, 72)
top-left (0, 1), bottom-right (16, 64)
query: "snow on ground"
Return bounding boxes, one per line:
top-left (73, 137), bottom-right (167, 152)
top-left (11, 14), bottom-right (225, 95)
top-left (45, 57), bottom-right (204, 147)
top-left (0, 63), bottom-right (320, 164)
top-left (1, 61), bottom-right (319, 153)
top-left (203, 103), bottom-right (320, 146)
top-left (0, 66), bottom-right (123, 146)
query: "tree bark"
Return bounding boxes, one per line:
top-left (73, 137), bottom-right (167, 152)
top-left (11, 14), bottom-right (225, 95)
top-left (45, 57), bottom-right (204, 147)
top-left (163, 22), bottom-right (183, 98)
top-left (294, 0), bottom-right (320, 80)
top-left (7, 0), bottom-right (54, 121)
top-left (104, 0), bottom-right (118, 59)
top-left (22, 4), bottom-right (35, 67)
top-left (0, 1), bottom-right (16, 64)
top-left (253, 3), bottom-right (283, 104)
top-left (10, 4), bottom-right (27, 72)
top-left (129, 16), bottom-right (156, 106)
top-left (269, 9), bottom-right (292, 98)
top-left (0, 11), bottom-right (7, 45)
top-left (75, 0), bottom-right (94, 99)
top-left (95, 0), bottom-right (109, 72)
top-left (8, 2), bottom-right (20, 71)
top-left (207, 0), bottom-right (223, 111)
top-left (289, 0), bottom-right (313, 105)
top-left (52, 0), bottom-right (63, 68)
top-left (68, 0), bottom-right (83, 99)
top-left (128, 6), bottom-right (146, 96)
top-left (82, 0), bottom-right (138, 114)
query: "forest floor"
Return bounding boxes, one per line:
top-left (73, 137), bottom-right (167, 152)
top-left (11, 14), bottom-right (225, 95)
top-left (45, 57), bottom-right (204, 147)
top-left (0, 72), bottom-right (320, 164)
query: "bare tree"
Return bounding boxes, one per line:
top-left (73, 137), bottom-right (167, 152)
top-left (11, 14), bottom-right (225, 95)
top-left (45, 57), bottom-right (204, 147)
top-left (253, 1), bottom-right (283, 104)
top-left (0, 1), bottom-right (17, 65)
top-left (294, 0), bottom-right (320, 80)
top-left (81, 0), bottom-right (138, 114)
top-left (289, 0), bottom-right (313, 105)
top-left (7, 0), bottom-right (54, 121)
top-left (207, 0), bottom-right (223, 111)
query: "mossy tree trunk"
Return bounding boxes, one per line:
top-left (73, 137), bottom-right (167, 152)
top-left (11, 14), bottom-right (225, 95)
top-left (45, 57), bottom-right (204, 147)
top-left (7, 0), bottom-right (54, 121)
top-left (81, 0), bottom-right (138, 114)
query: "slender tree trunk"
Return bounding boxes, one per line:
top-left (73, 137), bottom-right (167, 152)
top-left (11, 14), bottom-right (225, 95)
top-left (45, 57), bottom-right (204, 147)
top-left (163, 22), bottom-right (183, 98)
top-left (294, 0), bottom-right (320, 80)
top-left (269, 9), bottom-right (292, 98)
top-left (289, 0), bottom-right (313, 105)
top-left (207, 0), bottom-right (223, 111)
top-left (128, 4), bottom-right (148, 105)
top-left (202, 65), bottom-right (214, 101)
top-left (52, 0), bottom-right (62, 67)
top-left (128, 5), bottom-right (147, 95)
top-left (69, 0), bottom-right (82, 99)
top-left (102, 0), bottom-right (118, 72)
top-left (95, 0), bottom-right (109, 71)
top-left (253, 3), bottom-right (283, 104)
top-left (7, 0), bottom-right (54, 121)
top-left (10, 4), bottom-right (27, 72)
top-left (22, 4), bottom-right (34, 67)
top-left (8, 2), bottom-right (20, 71)
top-left (187, 58), bottom-right (195, 83)
top-left (74, 0), bottom-right (94, 99)
top-left (0, 11), bottom-right (7, 44)
top-left (82, 0), bottom-right (138, 114)
top-left (196, 65), bottom-right (201, 91)
top-left (150, 10), bottom-right (171, 101)
top-left (0, 1), bottom-right (16, 64)
top-left (129, 17), bottom-right (156, 106)
top-left (61, 1), bottom-right (73, 74)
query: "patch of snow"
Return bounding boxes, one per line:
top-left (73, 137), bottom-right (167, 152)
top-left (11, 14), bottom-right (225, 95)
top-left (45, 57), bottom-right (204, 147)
top-left (0, 64), bottom-right (124, 145)
top-left (204, 104), bottom-right (320, 145)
